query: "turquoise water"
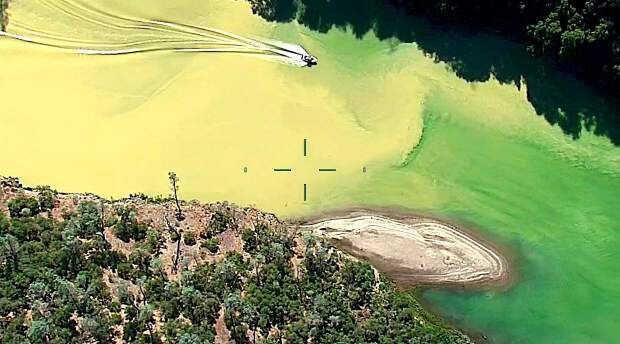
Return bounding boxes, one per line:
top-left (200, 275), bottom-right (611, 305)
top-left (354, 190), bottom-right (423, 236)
top-left (296, 8), bottom-right (620, 342)
top-left (390, 103), bottom-right (620, 343)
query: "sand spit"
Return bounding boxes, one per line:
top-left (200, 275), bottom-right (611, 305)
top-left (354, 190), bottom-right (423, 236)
top-left (303, 212), bottom-right (510, 288)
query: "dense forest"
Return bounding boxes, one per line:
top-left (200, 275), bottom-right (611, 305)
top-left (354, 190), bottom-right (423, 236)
top-left (0, 177), bottom-right (470, 343)
top-left (247, 0), bottom-right (620, 91)
top-left (393, 0), bottom-right (620, 89)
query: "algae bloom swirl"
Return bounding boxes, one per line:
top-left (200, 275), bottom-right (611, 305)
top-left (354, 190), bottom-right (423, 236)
top-left (0, 0), bottom-right (317, 67)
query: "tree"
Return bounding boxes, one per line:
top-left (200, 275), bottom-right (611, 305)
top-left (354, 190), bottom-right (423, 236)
top-left (175, 332), bottom-right (202, 344)
top-left (145, 229), bottom-right (164, 254)
top-left (0, 211), bottom-right (9, 234)
top-left (138, 304), bottom-right (159, 344)
top-left (0, 185), bottom-right (470, 344)
top-left (113, 206), bottom-right (147, 242)
top-left (207, 210), bottom-right (233, 236)
top-left (244, 0), bottom-right (620, 92)
top-left (168, 172), bottom-right (184, 221)
top-left (224, 293), bottom-right (250, 344)
top-left (149, 257), bottom-right (165, 279)
top-left (164, 216), bottom-right (182, 274)
top-left (201, 237), bottom-right (220, 254)
top-left (27, 319), bottom-right (51, 344)
top-left (341, 260), bottom-right (376, 310)
top-left (81, 314), bottom-right (115, 343)
top-left (0, 234), bottom-right (19, 273)
top-left (7, 196), bottom-right (40, 218)
top-left (183, 231), bottom-right (196, 246)
top-left (71, 201), bottom-right (103, 238)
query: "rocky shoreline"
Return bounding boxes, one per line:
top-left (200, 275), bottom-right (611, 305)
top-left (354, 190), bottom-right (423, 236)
top-left (0, 176), bottom-right (475, 343)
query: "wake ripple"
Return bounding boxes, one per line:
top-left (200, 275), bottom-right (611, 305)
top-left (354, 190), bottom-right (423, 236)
top-left (0, 0), bottom-right (316, 67)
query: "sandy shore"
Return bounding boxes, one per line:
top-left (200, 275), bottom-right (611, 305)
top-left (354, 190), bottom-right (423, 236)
top-left (301, 211), bottom-right (510, 288)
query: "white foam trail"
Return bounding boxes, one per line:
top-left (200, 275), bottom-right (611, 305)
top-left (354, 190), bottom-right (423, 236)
top-left (0, 0), bottom-right (317, 67)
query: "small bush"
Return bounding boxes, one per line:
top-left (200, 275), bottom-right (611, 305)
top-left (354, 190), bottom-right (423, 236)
top-left (128, 193), bottom-right (170, 204)
top-left (210, 211), bottom-right (232, 232)
top-left (183, 231), bottom-right (196, 246)
top-left (145, 230), bottom-right (164, 254)
top-left (201, 237), bottom-right (220, 253)
top-left (110, 313), bottom-right (123, 326)
top-left (113, 206), bottom-right (148, 243)
top-left (116, 262), bottom-right (134, 280)
top-left (108, 301), bottom-right (121, 313)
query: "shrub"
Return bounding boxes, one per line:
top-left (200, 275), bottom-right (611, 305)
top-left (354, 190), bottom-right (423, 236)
top-left (208, 211), bottom-right (232, 235)
top-left (36, 186), bottom-right (56, 212)
top-left (145, 230), bottom-right (164, 254)
top-left (117, 262), bottom-right (134, 280)
top-left (113, 206), bottom-right (148, 243)
top-left (7, 196), bottom-right (40, 218)
top-left (183, 231), bottom-right (196, 246)
top-left (201, 237), bottom-right (220, 253)
top-left (170, 230), bottom-right (180, 242)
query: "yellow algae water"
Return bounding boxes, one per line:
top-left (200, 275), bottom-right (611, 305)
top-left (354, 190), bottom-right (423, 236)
top-left (1, 0), bottom-right (425, 212)
top-left (3, 1), bottom-right (620, 343)
top-left (5, 0), bottom-right (601, 217)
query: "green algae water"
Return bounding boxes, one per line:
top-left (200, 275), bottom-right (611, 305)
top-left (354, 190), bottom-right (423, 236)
top-left (2, 0), bottom-right (620, 343)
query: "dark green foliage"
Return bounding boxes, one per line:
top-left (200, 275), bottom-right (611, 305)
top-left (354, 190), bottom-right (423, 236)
top-left (128, 246), bottom-right (152, 277)
top-left (231, 225), bottom-right (469, 343)
top-left (201, 237), bottom-right (220, 253)
top-left (144, 229), bottom-right (164, 253)
top-left (247, 0), bottom-right (298, 22)
top-left (341, 260), bottom-right (376, 310)
top-left (35, 186), bottom-right (57, 212)
top-left (0, 195), bottom-right (468, 343)
top-left (244, 0), bottom-right (620, 149)
top-left (247, 0), bottom-right (620, 89)
top-left (183, 231), bottom-right (196, 246)
top-left (67, 201), bottom-right (102, 238)
top-left (113, 206), bottom-right (148, 243)
top-left (6, 216), bottom-right (52, 242)
top-left (128, 193), bottom-right (171, 204)
top-left (205, 210), bottom-right (233, 237)
top-left (167, 322), bottom-right (215, 344)
top-left (0, 210), bottom-right (123, 343)
top-left (0, 212), bottom-right (9, 233)
top-left (7, 196), bottom-right (40, 218)
top-left (413, 0), bottom-right (620, 86)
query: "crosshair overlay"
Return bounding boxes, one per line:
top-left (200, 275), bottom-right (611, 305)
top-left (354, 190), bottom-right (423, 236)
top-left (272, 139), bottom-right (337, 201)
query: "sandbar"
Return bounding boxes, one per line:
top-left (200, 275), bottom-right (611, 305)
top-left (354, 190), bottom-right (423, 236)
top-left (302, 211), bottom-right (510, 288)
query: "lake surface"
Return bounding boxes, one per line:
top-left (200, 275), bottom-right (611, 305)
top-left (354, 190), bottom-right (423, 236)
top-left (2, 0), bottom-right (620, 342)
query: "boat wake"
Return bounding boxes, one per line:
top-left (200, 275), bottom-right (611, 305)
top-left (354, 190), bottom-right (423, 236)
top-left (0, 0), bottom-right (317, 67)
